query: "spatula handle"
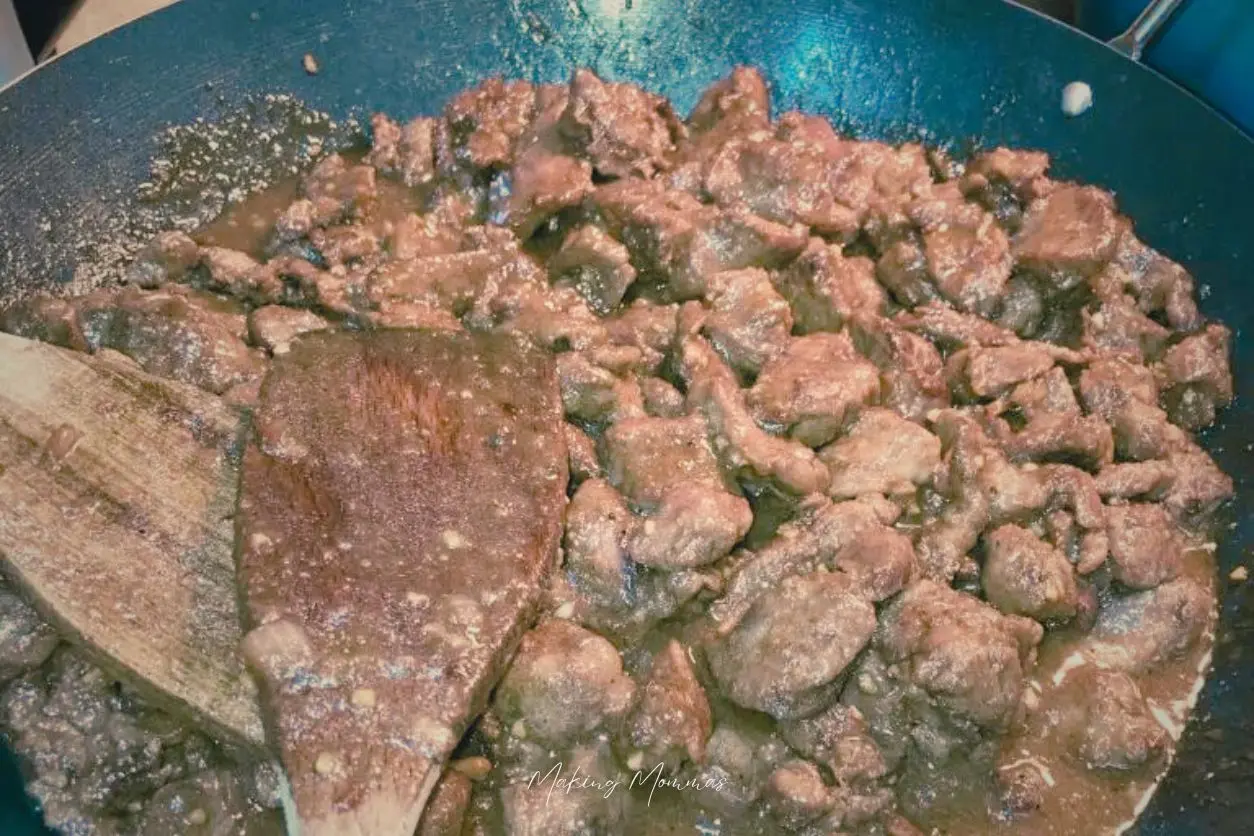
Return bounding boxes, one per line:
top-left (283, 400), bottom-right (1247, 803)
top-left (1108, 0), bottom-right (1188, 61)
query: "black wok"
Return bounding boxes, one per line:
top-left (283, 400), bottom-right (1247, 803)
top-left (0, 0), bottom-right (1250, 832)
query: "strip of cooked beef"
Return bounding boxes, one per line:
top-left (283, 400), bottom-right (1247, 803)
top-left (762, 759), bottom-right (837, 829)
top-left (819, 408), bottom-right (941, 499)
top-left (440, 78), bottom-right (537, 172)
top-left (1158, 324), bottom-right (1233, 430)
top-left (677, 66), bottom-right (771, 175)
top-left (247, 305), bottom-right (329, 356)
top-left (748, 332), bottom-right (881, 448)
top-left (907, 182), bottom-right (1012, 315)
top-left (628, 482), bottom-right (753, 569)
top-left (1105, 503), bottom-right (1183, 590)
top-left (500, 145), bottom-right (593, 239)
top-left (617, 640), bottom-right (711, 770)
top-left (681, 336), bottom-right (831, 495)
top-left (126, 230), bottom-right (203, 288)
top-left (773, 238), bottom-right (885, 334)
top-left (982, 524), bottom-right (1079, 622)
top-left (702, 267), bottom-right (794, 378)
top-left (366, 113), bottom-right (437, 186)
top-left (559, 69), bottom-right (683, 180)
top-left (878, 581), bottom-right (1042, 731)
top-left (548, 224), bottom-right (637, 315)
top-left (76, 285), bottom-right (265, 395)
top-left (1086, 578), bottom-right (1212, 674)
top-left (495, 619), bottom-right (635, 748)
top-left (707, 571), bottom-right (876, 719)
top-left (603, 413), bottom-right (729, 508)
top-left (1013, 185), bottom-right (1120, 287)
top-left (849, 314), bottom-right (949, 421)
top-left (895, 301), bottom-right (1020, 350)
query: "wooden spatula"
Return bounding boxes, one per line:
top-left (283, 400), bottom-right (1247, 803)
top-left (235, 329), bottom-right (567, 836)
top-left (0, 330), bottom-right (266, 750)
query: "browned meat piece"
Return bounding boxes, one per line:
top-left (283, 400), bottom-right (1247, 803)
top-left (682, 337), bottom-right (831, 495)
top-left (629, 483), bottom-right (752, 569)
top-left (367, 244), bottom-right (515, 310)
top-left (953, 343), bottom-right (1057, 399)
top-left (603, 414), bottom-right (727, 508)
top-left (368, 300), bottom-right (463, 331)
top-left (496, 620), bottom-right (634, 747)
top-left (441, 78), bottom-right (536, 170)
top-left (126, 230), bottom-right (201, 288)
top-left (1163, 445), bottom-right (1234, 517)
top-left (0, 295), bottom-right (88, 351)
top-left (849, 314), bottom-right (948, 421)
top-left (76, 286), bottom-right (264, 394)
top-left (500, 743), bottom-right (625, 835)
top-left (995, 411), bottom-right (1115, 471)
top-left (686, 66), bottom-right (770, 148)
top-left (1080, 357), bottom-right (1188, 461)
top-left (703, 267), bottom-right (794, 378)
top-left (310, 224), bottom-right (382, 268)
top-left (559, 69), bottom-right (681, 179)
top-left (879, 580), bottom-right (1042, 730)
top-left (828, 139), bottom-right (933, 229)
top-left (895, 301), bottom-right (1020, 350)
top-left (1159, 324), bottom-right (1233, 430)
top-left (1003, 366), bottom-right (1079, 420)
top-left (699, 208), bottom-right (810, 276)
top-left (549, 224), bottom-right (637, 315)
top-left (366, 113), bottom-right (436, 186)
top-left (199, 245), bottom-right (282, 303)
top-left (414, 771), bottom-right (472, 836)
top-left (1088, 578), bottom-right (1212, 673)
top-left (819, 408), bottom-right (941, 498)
top-left (833, 526), bottom-right (916, 602)
top-left (705, 136), bottom-right (859, 236)
top-left (301, 153), bottom-right (378, 226)
top-left (710, 497), bottom-right (889, 631)
top-left (1078, 355), bottom-right (1158, 418)
top-left (472, 280), bottom-right (608, 352)
top-left (964, 148), bottom-right (1051, 198)
top-left (762, 760), bottom-right (836, 829)
top-left (1099, 223), bottom-right (1202, 332)
top-left (875, 231), bottom-right (937, 308)
top-left (748, 332), bottom-right (881, 448)
top-left (247, 306), bottom-right (329, 355)
top-left (592, 178), bottom-right (714, 299)
top-left (138, 768), bottom-right (277, 836)
top-left (1082, 298), bottom-right (1171, 364)
top-left (640, 376), bottom-right (686, 418)
top-left (908, 183), bottom-right (1012, 314)
top-left (503, 146), bottom-right (593, 239)
top-left (1095, 460), bottom-right (1176, 500)
top-left (774, 238), bottom-right (884, 334)
top-left (1060, 666), bottom-right (1168, 772)
top-left (982, 524), bottom-right (1079, 622)
top-left (564, 424), bottom-right (601, 484)
top-left (1106, 503), bottom-right (1183, 589)
top-left (707, 571), bottom-right (876, 719)
top-left (0, 583), bottom-right (59, 685)
top-left (996, 275), bottom-right (1047, 336)
top-left (235, 330), bottom-right (566, 834)
top-left (619, 640), bottom-right (712, 769)
top-left (556, 351), bottom-right (642, 423)
top-left (604, 300), bottom-right (678, 373)
top-left (1013, 185), bottom-right (1120, 283)
top-left (779, 703), bottom-right (887, 787)
top-left (562, 479), bottom-right (635, 607)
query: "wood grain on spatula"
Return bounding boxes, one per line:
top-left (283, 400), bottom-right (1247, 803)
top-left (236, 329), bottom-right (567, 836)
top-left (0, 331), bottom-right (266, 750)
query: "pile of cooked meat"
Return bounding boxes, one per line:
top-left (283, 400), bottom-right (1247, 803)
top-left (0, 67), bottom-right (1235, 835)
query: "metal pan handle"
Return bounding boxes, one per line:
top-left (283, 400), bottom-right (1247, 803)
top-left (1108, 0), bottom-right (1188, 60)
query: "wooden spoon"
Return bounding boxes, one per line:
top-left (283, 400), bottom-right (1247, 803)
top-left (0, 330), bottom-right (265, 750)
top-left (235, 329), bottom-right (567, 835)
